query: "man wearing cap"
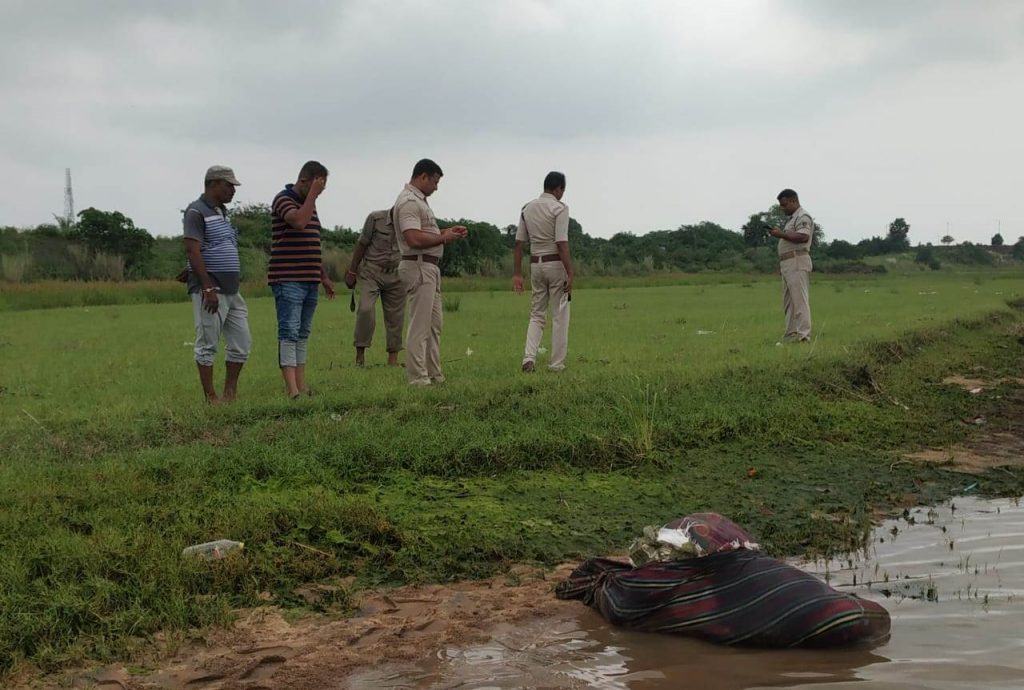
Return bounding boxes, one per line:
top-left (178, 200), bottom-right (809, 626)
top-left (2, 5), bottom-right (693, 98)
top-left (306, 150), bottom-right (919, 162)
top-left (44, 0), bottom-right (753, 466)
top-left (344, 209), bottom-right (405, 367)
top-left (768, 188), bottom-right (814, 342)
top-left (393, 158), bottom-right (467, 385)
top-left (512, 171), bottom-right (573, 372)
top-left (182, 165), bottom-right (251, 403)
top-left (270, 160), bottom-right (336, 399)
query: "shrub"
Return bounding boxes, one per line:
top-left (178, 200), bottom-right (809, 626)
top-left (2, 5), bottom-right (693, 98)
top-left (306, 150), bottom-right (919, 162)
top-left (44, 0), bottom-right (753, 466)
top-left (1, 253), bottom-right (31, 282)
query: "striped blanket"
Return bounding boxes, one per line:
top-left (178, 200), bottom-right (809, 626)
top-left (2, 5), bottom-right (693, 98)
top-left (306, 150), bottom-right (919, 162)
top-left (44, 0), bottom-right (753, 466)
top-left (556, 550), bottom-right (890, 648)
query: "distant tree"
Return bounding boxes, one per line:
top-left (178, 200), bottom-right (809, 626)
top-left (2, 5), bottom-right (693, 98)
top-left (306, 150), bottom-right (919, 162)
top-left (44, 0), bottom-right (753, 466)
top-left (991, 233), bottom-right (1004, 246)
top-left (824, 239), bottom-right (860, 260)
top-left (502, 224), bottom-right (517, 248)
top-left (941, 235), bottom-right (954, 245)
top-left (436, 218), bottom-right (506, 276)
top-left (52, 214), bottom-right (76, 234)
top-left (741, 204), bottom-right (786, 247)
top-left (322, 226), bottom-right (359, 248)
top-left (950, 241), bottom-right (994, 266)
top-left (914, 244), bottom-right (941, 270)
top-left (1013, 238), bottom-right (1024, 261)
top-left (230, 203), bottom-right (272, 251)
top-left (887, 218), bottom-right (910, 251)
top-left (71, 208), bottom-right (153, 270)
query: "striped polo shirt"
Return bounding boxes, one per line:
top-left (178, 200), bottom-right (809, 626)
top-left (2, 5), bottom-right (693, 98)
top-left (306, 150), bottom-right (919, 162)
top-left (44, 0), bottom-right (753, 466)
top-left (269, 184), bottom-right (323, 284)
top-left (182, 195), bottom-right (241, 295)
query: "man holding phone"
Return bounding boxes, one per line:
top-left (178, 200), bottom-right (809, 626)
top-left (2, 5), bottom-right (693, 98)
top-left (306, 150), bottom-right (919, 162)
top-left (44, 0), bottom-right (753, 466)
top-left (512, 171), bottom-right (573, 372)
top-left (767, 188), bottom-right (814, 343)
top-left (269, 161), bottom-right (336, 398)
top-left (393, 158), bottom-right (467, 386)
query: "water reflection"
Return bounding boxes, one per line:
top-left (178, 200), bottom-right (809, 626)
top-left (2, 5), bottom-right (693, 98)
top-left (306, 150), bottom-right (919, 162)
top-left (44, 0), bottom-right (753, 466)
top-left (346, 497), bottom-right (1024, 689)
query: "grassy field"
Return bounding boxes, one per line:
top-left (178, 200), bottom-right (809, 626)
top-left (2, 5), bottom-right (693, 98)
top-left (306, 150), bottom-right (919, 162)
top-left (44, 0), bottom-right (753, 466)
top-left (2, 271), bottom-right (1024, 674)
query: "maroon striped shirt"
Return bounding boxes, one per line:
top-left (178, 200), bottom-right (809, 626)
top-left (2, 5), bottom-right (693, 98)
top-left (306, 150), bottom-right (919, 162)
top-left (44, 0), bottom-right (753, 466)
top-left (269, 184), bottom-right (322, 284)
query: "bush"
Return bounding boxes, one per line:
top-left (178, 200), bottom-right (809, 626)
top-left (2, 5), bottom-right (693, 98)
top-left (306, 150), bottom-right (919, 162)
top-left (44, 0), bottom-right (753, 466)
top-left (815, 260), bottom-right (886, 274)
top-left (914, 246), bottom-right (942, 271)
top-left (321, 248), bottom-right (353, 282)
top-left (1, 253), bottom-right (31, 282)
top-left (948, 243), bottom-right (994, 266)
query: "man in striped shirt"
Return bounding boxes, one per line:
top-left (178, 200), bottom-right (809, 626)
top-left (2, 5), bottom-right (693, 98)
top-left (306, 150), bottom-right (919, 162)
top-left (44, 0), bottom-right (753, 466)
top-left (270, 161), bottom-right (336, 398)
top-left (183, 165), bottom-right (251, 403)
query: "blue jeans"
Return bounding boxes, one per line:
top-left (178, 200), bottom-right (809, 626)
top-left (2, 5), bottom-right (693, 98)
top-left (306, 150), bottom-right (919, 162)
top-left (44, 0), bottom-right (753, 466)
top-left (272, 281), bottom-right (319, 367)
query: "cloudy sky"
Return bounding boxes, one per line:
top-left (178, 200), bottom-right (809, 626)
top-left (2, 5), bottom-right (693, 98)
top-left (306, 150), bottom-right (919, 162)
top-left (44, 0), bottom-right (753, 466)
top-left (2, 0), bottom-right (1022, 245)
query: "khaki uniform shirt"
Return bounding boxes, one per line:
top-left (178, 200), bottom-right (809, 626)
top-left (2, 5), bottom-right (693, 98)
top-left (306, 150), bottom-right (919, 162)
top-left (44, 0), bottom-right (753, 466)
top-left (358, 210), bottom-right (400, 268)
top-left (515, 193), bottom-right (569, 256)
top-left (393, 183), bottom-right (442, 259)
top-left (777, 206), bottom-right (813, 258)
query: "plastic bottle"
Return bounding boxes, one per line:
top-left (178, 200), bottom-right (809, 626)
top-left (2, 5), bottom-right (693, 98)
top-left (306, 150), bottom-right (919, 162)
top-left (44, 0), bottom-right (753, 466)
top-left (182, 540), bottom-right (244, 560)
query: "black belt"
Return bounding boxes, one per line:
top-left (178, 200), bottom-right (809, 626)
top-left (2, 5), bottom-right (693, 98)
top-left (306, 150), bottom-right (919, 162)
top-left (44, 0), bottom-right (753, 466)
top-left (402, 254), bottom-right (440, 265)
top-left (530, 254), bottom-right (561, 264)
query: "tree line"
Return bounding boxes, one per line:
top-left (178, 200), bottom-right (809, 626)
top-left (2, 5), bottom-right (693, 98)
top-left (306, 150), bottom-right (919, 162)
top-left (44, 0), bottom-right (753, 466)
top-left (2, 205), bottom-right (1022, 283)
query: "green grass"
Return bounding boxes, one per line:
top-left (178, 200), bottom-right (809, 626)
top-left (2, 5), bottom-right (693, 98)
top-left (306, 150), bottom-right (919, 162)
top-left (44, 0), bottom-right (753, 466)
top-left (2, 272), bottom-right (1024, 674)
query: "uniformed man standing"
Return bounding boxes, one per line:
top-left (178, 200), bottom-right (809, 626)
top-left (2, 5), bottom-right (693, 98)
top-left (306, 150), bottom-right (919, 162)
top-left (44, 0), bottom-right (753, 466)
top-left (768, 188), bottom-right (813, 342)
top-left (512, 171), bottom-right (573, 372)
top-left (393, 159), bottom-right (467, 386)
top-left (345, 210), bottom-right (404, 367)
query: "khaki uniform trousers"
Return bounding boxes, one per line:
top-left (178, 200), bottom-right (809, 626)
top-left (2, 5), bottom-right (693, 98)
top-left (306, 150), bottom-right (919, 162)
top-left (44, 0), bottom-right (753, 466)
top-left (399, 260), bottom-right (443, 383)
top-left (354, 262), bottom-right (405, 353)
top-left (780, 255), bottom-right (812, 341)
top-left (523, 260), bottom-right (571, 370)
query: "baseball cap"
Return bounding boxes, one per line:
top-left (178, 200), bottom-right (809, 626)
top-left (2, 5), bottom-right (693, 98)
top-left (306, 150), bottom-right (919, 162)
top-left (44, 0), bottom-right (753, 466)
top-left (204, 165), bottom-right (241, 185)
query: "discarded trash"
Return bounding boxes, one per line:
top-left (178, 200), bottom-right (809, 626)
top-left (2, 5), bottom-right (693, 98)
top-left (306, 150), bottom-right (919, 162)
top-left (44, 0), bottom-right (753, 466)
top-left (330, 413), bottom-right (344, 422)
top-left (182, 540), bottom-right (244, 560)
top-left (465, 348), bottom-right (474, 356)
top-left (696, 330), bottom-right (715, 335)
top-left (963, 482), bottom-right (978, 494)
top-left (969, 387), bottom-right (983, 395)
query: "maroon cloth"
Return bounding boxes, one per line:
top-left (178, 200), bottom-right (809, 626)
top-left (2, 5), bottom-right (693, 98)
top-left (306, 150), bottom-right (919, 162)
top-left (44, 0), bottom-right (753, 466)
top-left (558, 514), bottom-right (890, 649)
top-left (662, 512), bottom-right (759, 556)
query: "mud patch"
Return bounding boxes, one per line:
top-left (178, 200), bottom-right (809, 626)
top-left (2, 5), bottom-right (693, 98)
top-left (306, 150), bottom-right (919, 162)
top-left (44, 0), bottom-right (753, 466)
top-left (941, 374), bottom-right (1024, 392)
top-left (62, 564), bottom-right (578, 690)
top-left (909, 432), bottom-right (1024, 474)
top-left (911, 376), bottom-right (1024, 474)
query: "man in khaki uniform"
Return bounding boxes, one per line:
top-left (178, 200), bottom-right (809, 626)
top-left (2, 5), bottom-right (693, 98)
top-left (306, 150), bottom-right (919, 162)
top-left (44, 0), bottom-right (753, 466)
top-left (393, 158), bottom-right (467, 385)
top-left (768, 188), bottom-right (813, 342)
top-left (512, 171), bottom-right (573, 372)
top-left (344, 210), bottom-right (404, 367)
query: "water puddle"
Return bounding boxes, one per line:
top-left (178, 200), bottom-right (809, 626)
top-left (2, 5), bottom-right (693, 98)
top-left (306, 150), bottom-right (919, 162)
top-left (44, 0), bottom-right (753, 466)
top-left (346, 496), bottom-right (1024, 689)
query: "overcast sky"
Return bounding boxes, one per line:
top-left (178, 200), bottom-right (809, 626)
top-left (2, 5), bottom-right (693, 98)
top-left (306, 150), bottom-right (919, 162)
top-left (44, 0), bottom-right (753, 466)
top-left (2, 0), bottom-right (1022, 245)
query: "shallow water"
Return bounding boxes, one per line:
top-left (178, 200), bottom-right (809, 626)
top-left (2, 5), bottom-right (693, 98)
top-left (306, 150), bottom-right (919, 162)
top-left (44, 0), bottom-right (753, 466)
top-left (346, 496), bottom-right (1024, 689)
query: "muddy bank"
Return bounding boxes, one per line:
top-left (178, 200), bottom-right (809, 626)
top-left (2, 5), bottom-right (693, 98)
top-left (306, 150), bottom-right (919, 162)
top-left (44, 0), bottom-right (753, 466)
top-left (57, 497), bottom-right (1024, 690)
top-left (60, 565), bottom-right (580, 690)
